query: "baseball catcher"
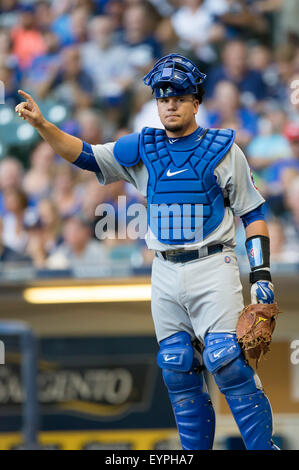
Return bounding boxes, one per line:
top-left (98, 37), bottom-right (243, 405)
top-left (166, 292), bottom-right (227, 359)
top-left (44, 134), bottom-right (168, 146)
top-left (15, 53), bottom-right (280, 450)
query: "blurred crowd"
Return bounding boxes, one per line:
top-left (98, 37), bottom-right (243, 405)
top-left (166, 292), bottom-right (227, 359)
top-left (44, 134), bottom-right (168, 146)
top-left (0, 0), bottom-right (299, 274)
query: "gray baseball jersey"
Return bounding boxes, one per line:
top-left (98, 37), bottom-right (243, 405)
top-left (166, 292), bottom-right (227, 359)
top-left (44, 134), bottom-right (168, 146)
top-left (90, 135), bottom-right (264, 343)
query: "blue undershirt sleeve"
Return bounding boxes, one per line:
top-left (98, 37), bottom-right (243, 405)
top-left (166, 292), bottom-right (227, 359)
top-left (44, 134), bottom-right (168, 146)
top-left (72, 141), bottom-right (100, 172)
top-left (241, 204), bottom-right (265, 228)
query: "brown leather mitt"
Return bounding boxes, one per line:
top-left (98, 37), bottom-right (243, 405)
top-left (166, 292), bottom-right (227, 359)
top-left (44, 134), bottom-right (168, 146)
top-left (236, 302), bottom-right (280, 366)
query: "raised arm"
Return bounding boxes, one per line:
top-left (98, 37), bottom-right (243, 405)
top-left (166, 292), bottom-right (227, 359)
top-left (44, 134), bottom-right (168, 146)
top-left (15, 90), bottom-right (83, 162)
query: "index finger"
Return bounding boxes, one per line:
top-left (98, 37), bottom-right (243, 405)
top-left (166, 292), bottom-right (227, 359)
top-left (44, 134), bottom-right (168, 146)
top-left (18, 89), bottom-right (34, 102)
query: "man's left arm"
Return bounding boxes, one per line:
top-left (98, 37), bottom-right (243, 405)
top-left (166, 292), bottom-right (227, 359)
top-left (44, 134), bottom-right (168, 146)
top-left (219, 143), bottom-right (275, 305)
top-left (242, 212), bottom-right (275, 305)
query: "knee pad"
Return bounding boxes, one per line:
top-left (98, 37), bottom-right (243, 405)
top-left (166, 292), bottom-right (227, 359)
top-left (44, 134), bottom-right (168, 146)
top-left (157, 331), bottom-right (204, 398)
top-left (203, 332), bottom-right (258, 396)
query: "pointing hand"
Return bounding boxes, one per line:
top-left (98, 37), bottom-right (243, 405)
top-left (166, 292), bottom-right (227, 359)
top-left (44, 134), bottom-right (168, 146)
top-left (15, 90), bottom-right (45, 129)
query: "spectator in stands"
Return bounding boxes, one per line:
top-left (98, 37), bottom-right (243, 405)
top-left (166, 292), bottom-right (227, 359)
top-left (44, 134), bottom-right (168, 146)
top-left (35, 0), bottom-right (55, 32)
top-left (279, 0), bottom-right (299, 44)
top-left (215, 0), bottom-right (270, 41)
top-left (38, 198), bottom-right (63, 255)
top-left (265, 122), bottom-right (299, 216)
top-left (268, 122), bottom-right (299, 184)
top-left (0, 64), bottom-right (19, 107)
top-left (69, 5), bottom-right (90, 44)
top-left (51, 0), bottom-right (75, 47)
top-left (205, 39), bottom-right (267, 109)
top-left (24, 30), bottom-right (61, 92)
top-left (0, 27), bottom-right (12, 62)
top-left (104, 0), bottom-right (125, 37)
top-left (23, 141), bottom-right (56, 203)
top-left (103, 180), bottom-right (138, 227)
top-left (273, 43), bottom-right (297, 106)
top-left (51, 3), bottom-right (90, 46)
top-left (170, 0), bottom-right (225, 66)
top-left (207, 80), bottom-right (258, 149)
top-left (52, 163), bottom-right (83, 219)
top-left (0, 0), bottom-right (20, 29)
top-left (80, 177), bottom-right (110, 220)
top-left (247, 105), bottom-right (291, 178)
top-left (98, 179), bottom-right (148, 263)
top-left (45, 214), bottom-right (108, 270)
top-left (23, 213), bottom-right (46, 268)
top-left (287, 72), bottom-right (299, 124)
top-left (80, 15), bottom-right (133, 109)
top-left (25, 198), bottom-right (63, 268)
top-left (1, 188), bottom-right (28, 253)
top-left (37, 45), bottom-right (94, 110)
top-left (0, 157), bottom-right (23, 216)
top-left (51, 0), bottom-right (73, 18)
top-left (248, 43), bottom-right (284, 102)
top-left (122, 1), bottom-right (162, 72)
top-left (0, 216), bottom-right (31, 263)
top-left (11, 3), bottom-right (46, 70)
top-left (266, 217), bottom-right (299, 263)
top-left (76, 108), bottom-right (104, 145)
top-left (255, 0), bottom-right (283, 14)
top-left (282, 176), bottom-right (299, 258)
top-left (0, 27), bottom-right (20, 83)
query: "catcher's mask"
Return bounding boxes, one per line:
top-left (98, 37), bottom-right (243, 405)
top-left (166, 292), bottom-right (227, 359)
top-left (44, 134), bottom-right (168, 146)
top-left (143, 54), bottom-right (207, 99)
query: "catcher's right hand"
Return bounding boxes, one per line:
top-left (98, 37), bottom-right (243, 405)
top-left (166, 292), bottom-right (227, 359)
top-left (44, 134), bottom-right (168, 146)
top-left (15, 90), bottom-right (45, 129)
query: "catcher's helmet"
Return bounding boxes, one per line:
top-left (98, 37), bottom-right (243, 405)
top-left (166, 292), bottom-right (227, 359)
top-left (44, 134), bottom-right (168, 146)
top-left (143, 54), bottom-right (207, 99)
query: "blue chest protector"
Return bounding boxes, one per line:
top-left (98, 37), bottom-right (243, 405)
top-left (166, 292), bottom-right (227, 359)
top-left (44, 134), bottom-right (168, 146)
top-left (114, 127), bottom-right (235, 245)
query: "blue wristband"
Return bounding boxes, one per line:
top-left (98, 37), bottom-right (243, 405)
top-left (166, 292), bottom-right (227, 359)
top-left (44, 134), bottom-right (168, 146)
top-left (245, 235), bottom-right (270, 270)
top-left (73, 142), bottom-right (99, 172)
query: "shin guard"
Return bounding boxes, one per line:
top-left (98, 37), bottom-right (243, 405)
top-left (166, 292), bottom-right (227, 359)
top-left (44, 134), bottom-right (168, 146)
top-left (203, 332), bottom-right (278, 450)
top-left (158, 332), bottom-right (215, 450)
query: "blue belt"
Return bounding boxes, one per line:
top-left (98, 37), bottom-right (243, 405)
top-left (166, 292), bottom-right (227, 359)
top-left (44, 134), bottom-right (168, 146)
top-left (155, 244), bottom-right (223, 263)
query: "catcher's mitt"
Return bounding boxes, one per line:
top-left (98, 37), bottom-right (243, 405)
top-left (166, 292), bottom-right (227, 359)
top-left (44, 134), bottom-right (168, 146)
top-left (236, 302), bottom-right (280, 367)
